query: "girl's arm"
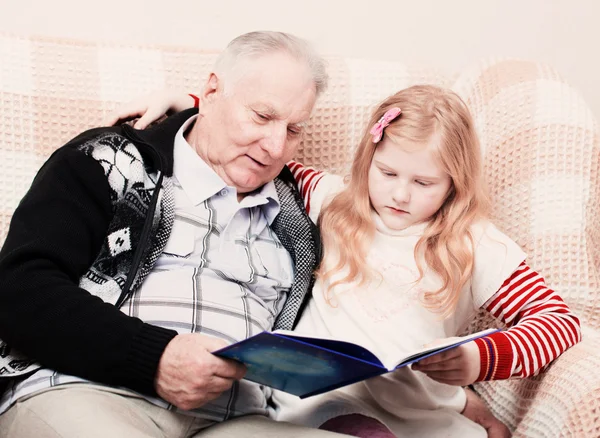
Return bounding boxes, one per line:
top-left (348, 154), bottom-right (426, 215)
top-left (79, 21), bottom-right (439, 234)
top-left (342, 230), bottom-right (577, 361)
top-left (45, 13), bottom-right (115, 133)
top-left (473, 261), bottom-right (582, 381)
top-left (413, 261), bottom-right (582, 385)
top-left (287, 160), bottom-right (327, 216)
top-left (104, 91), bottom-right (196, 129)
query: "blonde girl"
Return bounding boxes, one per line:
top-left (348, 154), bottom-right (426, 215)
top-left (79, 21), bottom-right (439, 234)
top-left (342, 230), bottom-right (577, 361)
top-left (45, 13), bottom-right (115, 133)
top-left (110, 85), bottom-right (580, 437)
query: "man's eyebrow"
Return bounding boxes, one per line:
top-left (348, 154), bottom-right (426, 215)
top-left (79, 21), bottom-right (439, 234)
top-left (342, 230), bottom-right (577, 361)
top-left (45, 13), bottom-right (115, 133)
top-left (250, 104), bottom-right (309, 128)
top-left (292, 121), bottom-right (308, 129)
top-left (264, 106), bottom-right (279, 117)
top-left (252, 105), bottom-right (279, 118)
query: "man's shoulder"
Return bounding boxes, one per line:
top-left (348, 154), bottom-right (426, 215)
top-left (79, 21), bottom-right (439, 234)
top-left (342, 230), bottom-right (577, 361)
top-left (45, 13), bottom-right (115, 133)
top-left (62, 125), bottom-right (125, 148)
top-left (51, 125), bottom-right (150, 172)
top-left (61, 126), bottom-right (133, 155)
top-left (42, 126), bottom-right (154, 201)
top-left (39, 126), bottom-right (129, 169)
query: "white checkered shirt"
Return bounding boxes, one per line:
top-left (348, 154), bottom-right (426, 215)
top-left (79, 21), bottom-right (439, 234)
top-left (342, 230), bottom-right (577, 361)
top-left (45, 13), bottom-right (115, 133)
top-left (0, 115), bottom-right (294, 420)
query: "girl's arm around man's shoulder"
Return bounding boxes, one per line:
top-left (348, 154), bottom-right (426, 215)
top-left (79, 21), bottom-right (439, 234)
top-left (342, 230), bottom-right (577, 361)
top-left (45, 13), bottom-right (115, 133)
top-left (287, 161), bottom-right (345, 223)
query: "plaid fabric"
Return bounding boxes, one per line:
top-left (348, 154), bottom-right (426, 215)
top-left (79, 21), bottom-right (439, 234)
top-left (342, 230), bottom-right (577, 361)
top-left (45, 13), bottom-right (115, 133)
top-left (1, 34), bottom-right (600, 436)
top-left (0, 133), bottom-right (296, 419)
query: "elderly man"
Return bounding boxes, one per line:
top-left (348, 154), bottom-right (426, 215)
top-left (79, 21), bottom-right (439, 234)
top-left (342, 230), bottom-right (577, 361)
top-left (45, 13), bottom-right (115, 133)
top-left (0, 31), bottom-right (506, 437)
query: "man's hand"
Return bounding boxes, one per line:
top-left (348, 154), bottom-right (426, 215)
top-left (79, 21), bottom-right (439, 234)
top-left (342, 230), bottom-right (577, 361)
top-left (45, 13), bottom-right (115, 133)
top-left (462, 387), bottom-right (512, 437)
top-left (412, 340), bottom-right (480, 386)
top-left (155, 333), bottom-right (246, 411)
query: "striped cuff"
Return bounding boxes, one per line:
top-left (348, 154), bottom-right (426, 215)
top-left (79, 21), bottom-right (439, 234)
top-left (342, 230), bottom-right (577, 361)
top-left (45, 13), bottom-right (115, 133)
top-left (474, 332), bottom-right (514, 381)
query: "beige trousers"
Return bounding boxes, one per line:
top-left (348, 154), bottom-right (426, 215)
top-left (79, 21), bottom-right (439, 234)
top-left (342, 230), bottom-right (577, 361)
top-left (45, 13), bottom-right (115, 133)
top-left (0, 384), bottom-right (348, 438)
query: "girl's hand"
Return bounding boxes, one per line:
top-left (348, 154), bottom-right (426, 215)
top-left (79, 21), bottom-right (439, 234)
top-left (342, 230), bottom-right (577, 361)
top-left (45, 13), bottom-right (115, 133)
top-left (462, 387), bottom-right (512, 437)
top-left (104, 90), bottom-right (195, 129)
top-left (412, 340), bottom-right (480, 386)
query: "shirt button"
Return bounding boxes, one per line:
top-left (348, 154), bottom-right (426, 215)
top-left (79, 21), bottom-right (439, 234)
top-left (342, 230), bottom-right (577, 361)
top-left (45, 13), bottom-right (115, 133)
top-left (220, 189), bottom-right (228, 196)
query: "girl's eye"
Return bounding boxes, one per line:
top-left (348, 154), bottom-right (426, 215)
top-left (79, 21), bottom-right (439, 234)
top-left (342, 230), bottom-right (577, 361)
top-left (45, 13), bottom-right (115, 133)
top-left (380, 169), bottom-right (395, 177)
top-left (416, 180), bottom-right (431, 187)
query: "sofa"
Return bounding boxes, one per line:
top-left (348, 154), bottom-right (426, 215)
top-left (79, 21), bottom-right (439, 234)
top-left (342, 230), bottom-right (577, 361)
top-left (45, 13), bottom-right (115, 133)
top-left (0, 33), bottom-right (599, 437)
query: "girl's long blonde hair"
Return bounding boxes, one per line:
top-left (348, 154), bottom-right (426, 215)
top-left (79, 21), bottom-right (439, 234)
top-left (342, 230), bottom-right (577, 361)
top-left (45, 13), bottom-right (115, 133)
top-left (317, 85), bottom-right (489, 315)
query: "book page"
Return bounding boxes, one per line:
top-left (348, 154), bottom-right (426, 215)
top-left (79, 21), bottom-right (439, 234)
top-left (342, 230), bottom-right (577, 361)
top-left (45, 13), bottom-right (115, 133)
top-left (388, 328), bottom-right (500, 370)
top-left (274, 330), bottom-right (384, 366)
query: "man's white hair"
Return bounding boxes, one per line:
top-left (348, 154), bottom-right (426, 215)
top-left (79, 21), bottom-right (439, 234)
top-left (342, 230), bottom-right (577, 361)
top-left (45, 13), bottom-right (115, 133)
top-left (214, 31), bottom-right (328, 97)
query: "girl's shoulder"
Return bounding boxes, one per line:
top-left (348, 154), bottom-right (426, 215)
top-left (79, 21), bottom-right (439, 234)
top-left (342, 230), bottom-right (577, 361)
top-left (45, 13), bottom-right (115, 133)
top-left (468, 220), bottom-right (527, 306)
top-left (469, 220), bottom-right (522, 252)
top-left (307, 173), bottom-right (346, 222)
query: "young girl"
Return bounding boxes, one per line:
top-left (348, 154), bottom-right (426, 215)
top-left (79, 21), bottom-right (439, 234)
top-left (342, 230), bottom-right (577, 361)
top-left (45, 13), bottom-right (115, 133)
top-left (109, 85), bottom-right (581, 437)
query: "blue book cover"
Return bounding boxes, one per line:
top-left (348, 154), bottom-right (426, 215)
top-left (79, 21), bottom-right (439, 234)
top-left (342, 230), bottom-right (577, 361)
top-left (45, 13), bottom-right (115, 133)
top-left (214, 328), bottom-right (499, 398)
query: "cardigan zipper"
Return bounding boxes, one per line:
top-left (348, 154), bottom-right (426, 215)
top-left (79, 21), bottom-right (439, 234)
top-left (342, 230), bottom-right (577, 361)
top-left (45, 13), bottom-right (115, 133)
top-left (115, 170), bottom-right (164, 308)
top-left (115, 126), bottom-right (166, 308)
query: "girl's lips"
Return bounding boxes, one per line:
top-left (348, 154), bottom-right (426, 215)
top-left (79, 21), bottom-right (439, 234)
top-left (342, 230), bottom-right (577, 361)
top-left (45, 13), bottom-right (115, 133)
top-left (387, 206), bottom-right (408, 214)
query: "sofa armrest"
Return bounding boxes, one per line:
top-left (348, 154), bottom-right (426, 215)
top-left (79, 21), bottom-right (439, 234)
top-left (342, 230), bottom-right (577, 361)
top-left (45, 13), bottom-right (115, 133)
top-left (474, 327), bottom-right (600, 437)
top-left (452, 57), bottom-right (600, 332)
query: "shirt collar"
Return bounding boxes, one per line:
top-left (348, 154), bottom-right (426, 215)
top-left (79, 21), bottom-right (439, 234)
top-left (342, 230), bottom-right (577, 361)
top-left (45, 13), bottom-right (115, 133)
top-left (174, 115), bottom-right (225, 204)
top-left (242, 181), bottom-right (280, 225)
top-left (173, 115), bottom-right (281, 223)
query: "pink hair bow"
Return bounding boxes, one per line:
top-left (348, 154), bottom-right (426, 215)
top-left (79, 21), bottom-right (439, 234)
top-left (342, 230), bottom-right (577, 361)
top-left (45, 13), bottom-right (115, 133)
top-left (369, 107), bottom-right (402, 143)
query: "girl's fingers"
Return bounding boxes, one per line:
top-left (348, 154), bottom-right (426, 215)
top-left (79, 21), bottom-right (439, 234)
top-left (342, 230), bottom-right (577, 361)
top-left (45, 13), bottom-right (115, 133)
top-left (415, 349), bottom-right (462, 367)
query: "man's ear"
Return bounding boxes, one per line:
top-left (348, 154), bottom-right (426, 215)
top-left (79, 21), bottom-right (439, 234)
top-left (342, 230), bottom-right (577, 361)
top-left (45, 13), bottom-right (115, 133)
top-left (200, 73), bottom-right (221, 105)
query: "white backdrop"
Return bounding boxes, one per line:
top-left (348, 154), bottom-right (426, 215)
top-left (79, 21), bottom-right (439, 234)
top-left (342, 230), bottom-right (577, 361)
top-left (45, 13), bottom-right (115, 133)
top-left (1, 0), bottom-right (599, 117)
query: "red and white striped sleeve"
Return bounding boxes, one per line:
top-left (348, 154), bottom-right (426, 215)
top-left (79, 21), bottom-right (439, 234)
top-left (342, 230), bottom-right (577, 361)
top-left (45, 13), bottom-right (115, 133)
top-left (473, 261), bottom-right (582, 381)
top-left (287, 160), bottom-right (327, 215)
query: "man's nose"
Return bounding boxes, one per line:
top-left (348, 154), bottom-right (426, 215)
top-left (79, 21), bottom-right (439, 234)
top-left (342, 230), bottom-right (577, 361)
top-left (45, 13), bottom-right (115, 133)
top-left (263, 125), bottom-right (288, 159)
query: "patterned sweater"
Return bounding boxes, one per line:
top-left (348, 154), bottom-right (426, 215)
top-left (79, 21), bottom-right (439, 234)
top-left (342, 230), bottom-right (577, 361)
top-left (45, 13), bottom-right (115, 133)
top-left (0, 110), bottom-right (321, 397)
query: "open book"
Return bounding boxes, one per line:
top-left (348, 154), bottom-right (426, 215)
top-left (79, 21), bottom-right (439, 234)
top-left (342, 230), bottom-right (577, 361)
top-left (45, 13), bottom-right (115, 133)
top-left (214, 328), bottom-right (499, 398)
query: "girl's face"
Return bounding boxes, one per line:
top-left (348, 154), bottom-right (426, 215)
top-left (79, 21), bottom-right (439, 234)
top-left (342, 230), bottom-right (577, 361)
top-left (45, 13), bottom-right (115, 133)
top-left (368, 136), bottom-right (452, 231)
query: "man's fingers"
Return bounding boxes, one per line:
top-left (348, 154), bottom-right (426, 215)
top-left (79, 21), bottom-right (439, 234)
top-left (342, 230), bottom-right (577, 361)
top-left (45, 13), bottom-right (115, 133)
top-left (213, 358), bottom-right (247, 380)
top-left (207, 375), bottom-right (239, 393)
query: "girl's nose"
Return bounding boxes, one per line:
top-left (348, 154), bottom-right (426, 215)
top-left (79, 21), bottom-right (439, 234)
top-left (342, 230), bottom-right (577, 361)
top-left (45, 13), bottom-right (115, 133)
top-left (392, 183), bottom-right (410, 203)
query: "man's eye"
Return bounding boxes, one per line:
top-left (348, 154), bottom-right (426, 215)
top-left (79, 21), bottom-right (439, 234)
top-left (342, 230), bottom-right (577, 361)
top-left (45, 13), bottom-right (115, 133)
top-left (255, 112), bottom-right (269, 121)
top-left (287, 127), bottom-right (301, 136)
